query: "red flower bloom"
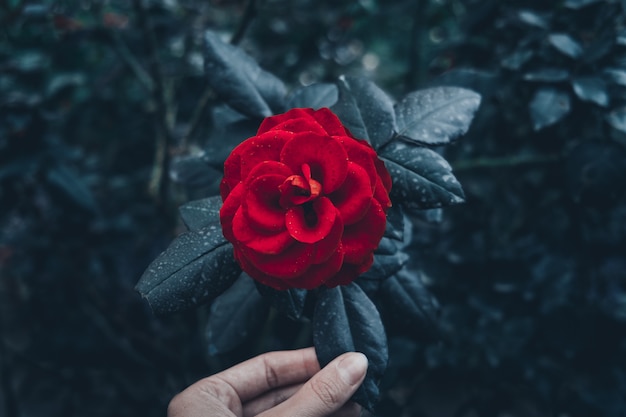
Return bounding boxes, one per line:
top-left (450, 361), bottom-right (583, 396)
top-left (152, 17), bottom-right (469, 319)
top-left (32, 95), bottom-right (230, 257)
top-left (220, 108), bottom-right (392, 290)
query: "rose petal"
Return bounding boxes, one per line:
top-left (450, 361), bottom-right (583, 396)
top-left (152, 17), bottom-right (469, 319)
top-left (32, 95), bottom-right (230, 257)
top-left (244, 161), bottom-right (292, 187)
top-left (271, 117), bottom-right (327, 136)
top-left (333, 136), bottom-right (378, 188)
top-left (220, 182), bottom-right (246, 242)
top-left (244, 174), bottom-right (287, 232)
top-left (311, 211), bottom-right (343, 264)
top-left (329, 162), bottom-right (373, 225)
top-left (231, 130), bottom-right (292, 182)
top-left (341, 198), bottom-right (386, 263)
top-left (257, 108), bottom-right (315, 134)
top-left (280, 132), bottom-right (348, 194)
top-left (285, 197), bottom-right (336, 244)
top-left (324, 253), bottom-right (374, 288)
top-left (242, 241), bottom-right (314, 279)
top-left (288, 249), bottom-right (344, 290)
top-left (311, 108), bottom-right (349, 136)
top-left (232, 207), bottom-right (294, 254)
top-left (236, 254), bottom-right (290, 290)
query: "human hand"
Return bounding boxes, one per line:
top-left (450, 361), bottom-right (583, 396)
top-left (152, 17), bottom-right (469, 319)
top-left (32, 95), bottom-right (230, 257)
top-left (167, 347), bottom-right (368, 417)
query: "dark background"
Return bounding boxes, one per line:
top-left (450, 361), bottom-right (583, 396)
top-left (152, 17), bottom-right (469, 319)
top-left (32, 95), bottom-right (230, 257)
top-left (2, 0), bottom-right (626, 416)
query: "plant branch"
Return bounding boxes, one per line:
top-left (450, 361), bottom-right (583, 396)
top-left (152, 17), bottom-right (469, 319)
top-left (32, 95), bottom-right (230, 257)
top-left (109, 31), bottom-right (155, 93)
top-left (452, 153), bottom-right (563, 172)
top-left (132, 0), bottom-right (175, 205)
top-left (230, 0), bottom-right (258, 45)
top-left (180, 86), bottom-right (216, 149)
top-left (406, 0), bottom-right (425, 90)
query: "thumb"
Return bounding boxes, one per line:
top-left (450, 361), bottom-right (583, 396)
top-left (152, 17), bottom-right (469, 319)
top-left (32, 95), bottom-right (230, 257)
top-left (259, 352), bottom-right (368, 417)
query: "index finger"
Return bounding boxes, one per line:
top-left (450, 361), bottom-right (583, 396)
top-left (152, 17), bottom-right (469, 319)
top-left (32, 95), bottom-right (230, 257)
top-left (209, 347), bottom-right (321, 402)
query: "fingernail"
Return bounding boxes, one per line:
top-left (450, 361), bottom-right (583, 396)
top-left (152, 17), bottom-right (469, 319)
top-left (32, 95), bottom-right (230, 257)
top-left (337, 352), bottom-right (368, 385)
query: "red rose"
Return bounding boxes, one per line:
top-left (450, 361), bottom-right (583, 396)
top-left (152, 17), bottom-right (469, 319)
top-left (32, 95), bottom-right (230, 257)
top-left (220, 108), bottom-right (392, 290)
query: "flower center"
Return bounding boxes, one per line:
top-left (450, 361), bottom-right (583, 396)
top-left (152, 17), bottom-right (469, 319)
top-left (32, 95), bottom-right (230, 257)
top-left (279, 163), bottom-right (322, 208)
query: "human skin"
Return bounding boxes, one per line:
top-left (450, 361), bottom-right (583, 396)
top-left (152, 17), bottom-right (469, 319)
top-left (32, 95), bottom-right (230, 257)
top-left (167, 347), bottom-right (368, 417)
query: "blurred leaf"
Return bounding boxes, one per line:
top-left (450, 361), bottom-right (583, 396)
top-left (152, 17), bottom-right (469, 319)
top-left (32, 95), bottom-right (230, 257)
top-left (381, 141), bottom-right (465, 210)
top-left (136, 225), bottom-right (240, 315)
top-left (572, 77), bottom-right (609, 107)
top-left (564, 0), bottom-right (602, 9)
top-left (606, 106), bottom-right (626, 133)
top-left (523, 68), bottom-right (570, 82)
top-left (605, 68), bottom-right (626, 86)
top-left (434, 68), bottom-right (499, 97)
top-left (179, 196), bottom-right (223, 232)
top-left (286, 83), bottom-right (338, 109)
top-left (394, 87), bottom-right (481, 146)
top-left (529, 88), bottom-right (571, 130)
top-left (313, 284), bottom-right (388, 411)
top-left (548, 33), bottom-right (583, 59)
top-left (46, 165), bottom-right (96, 211)
top-left (255, 280), bottom-right (307, 320)
top-left (203, 31), bottom-right (287, 118)
top-left (331, 75), bottom-right (396, 150)
top-left (517, 10), bottom-right (549, 29)
top-left (206, 275), bottom-right (268, 355)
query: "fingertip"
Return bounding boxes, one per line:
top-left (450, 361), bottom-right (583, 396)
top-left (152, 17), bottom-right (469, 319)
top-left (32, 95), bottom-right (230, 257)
top-left (336, 352), bottom-right (368, 386)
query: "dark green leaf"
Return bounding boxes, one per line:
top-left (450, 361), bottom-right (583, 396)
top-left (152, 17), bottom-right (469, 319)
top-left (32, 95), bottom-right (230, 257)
top-left (203, 31), bottom-right (287, 118)
top-left (136, 226), bottom-right (240, 315)
top-left (383, 204), bottom-right (405, 241)
top-left (179, 196), bottom-right (223, 232)
top-left (204, 106), bottom-right (261, 170)
top-left (206, 275), bottom-right (268, 355)
top-left (394, 87), bottom-right (481, 146)
top-left (381, 141), bottom-right (465, 210)
top-left (255, 280), bottom-right (307, 320)
top-left (361, 239), bottom-right (408, 281)
top-left (170, 155), bottom-right (221, 188)
top-left (287, 83), bottom-right (338, 109)
top-left (313, 284), bottom-right (388, 411)
top-left (330, 76), bottom-right (396, 150)
top-left (548, 33), bottom-right (583, 59)
top-left (572, 77), bottom-right (609, 107)
top-left (381, 268), bottom-right (439, 331)
top-left (529, 88), bottom-right (571, 130)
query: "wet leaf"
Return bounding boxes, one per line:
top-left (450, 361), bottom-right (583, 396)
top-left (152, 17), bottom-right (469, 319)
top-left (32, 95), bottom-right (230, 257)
top-left (179, 196), bottom-right (223, 232)
top-left (331, 75), bottom-right (396, 150)
top-left (572, 77), bottom-right (609, 107)
top-left (136, 225), bottom-right (240, 315)
top-left (203, 31), bottom-right (287, 118)
top-left (381, 141), bottom-right (465, 210)
top-left (313, 284), bottom-right (387, 411)
top-left (206, 275), bottom-right (268, 355)
top-left (394, 87), bottom-right (481, 146)
top-left (529, 88), bottom-right (571, 130)
top-left (360, 238), bottom-right (408, 281)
